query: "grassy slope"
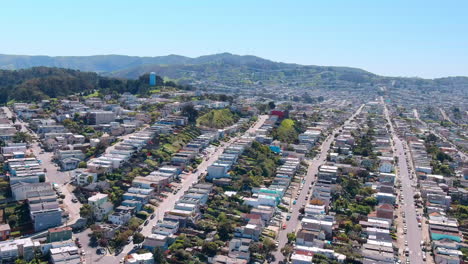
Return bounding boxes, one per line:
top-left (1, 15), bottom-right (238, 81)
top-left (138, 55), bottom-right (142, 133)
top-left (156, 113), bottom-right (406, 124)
top-left (197, 109), bottom-right (237, 129)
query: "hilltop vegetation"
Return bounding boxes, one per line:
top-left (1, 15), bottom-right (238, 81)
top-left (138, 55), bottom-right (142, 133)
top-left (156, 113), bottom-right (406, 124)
top-left (0, 67), bottom-right (190, 104)
top-left (196, 108), bottom-right (239, 128)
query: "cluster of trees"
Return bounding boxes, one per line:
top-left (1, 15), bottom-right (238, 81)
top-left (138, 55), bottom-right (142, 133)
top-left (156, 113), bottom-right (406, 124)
top-left (165, 239), bottom-right (209, 264)
top-left (291, 93), bottom-right (325, 104)
top-left (89, 217), bottom-right (144, 248)
top-left (0, 178), bottom-right (10, 199)
top-left (257, 101), bottom-right (276, 114)
top-left (331, 172), bottom-right (377, 256)
top-left (425, 134), bottom-right (455, 176)
top-left (197, 93), bottom-right (234, 103)
top-left (451, 107), bottom-right (462, 120)
top-left (0, 67), bottom-right (193, 104)
top-left (0, 67), bottom-right (99, 103)
top-left (272, 118), bottom-right (304, 144)
top-left (4, 203), bottom-right (30, 229)
top-left (449, 204), bottom-right (468, 228)
top-left (231, 141), bottom-right (281, 190)
top-left (352, 119), bottom-right (375, 157)
top-left (12, 132), bottom-right (32, 143)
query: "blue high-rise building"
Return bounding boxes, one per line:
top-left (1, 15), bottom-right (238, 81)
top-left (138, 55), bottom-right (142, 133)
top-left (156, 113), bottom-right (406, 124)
top-left (149, 72), bottom-right (156, 86)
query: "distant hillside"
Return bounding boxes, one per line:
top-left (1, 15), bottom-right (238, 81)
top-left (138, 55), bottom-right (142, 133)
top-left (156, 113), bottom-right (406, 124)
top-left (107, 53), bottom-right (380, 90)
top-left (1, 53), bottom-right (467, 92)
top-left (0, 54), bottom-right (192, 73)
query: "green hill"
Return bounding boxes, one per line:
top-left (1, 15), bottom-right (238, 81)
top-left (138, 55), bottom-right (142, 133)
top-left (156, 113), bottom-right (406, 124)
top-left (196, 109), bottom-right (239, 129)
top-left (0, 67), bottom-right (168, 103)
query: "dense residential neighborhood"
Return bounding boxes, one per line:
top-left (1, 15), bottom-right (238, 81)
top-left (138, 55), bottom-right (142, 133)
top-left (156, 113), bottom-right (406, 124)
top-left (0, 70), bottom-right (466, 264)
top-left (2, 1), bottom-right (468, 263)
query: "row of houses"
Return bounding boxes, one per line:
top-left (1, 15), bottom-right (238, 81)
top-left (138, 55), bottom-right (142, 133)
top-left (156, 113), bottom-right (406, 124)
top-left (86, 129), bottom-right (156, 174)
top-left (171, 133), bottom-right (218, 169)
top-left (0, 226), bottom-right (85, 264)
top-left (206, 138), bottom-right (253, 182)
top-left (142, 183), bottom-right (214, 251)
top-left (90, 131), bottom-right (218, 228)
top-left (405, 137), bottom-right (464, 263)
top-left (141, 137), bottom-right (255, 262)
top-left (4, 157), bottom-right (45, 184)
top-left (291, 166), bottom-right (345, 264)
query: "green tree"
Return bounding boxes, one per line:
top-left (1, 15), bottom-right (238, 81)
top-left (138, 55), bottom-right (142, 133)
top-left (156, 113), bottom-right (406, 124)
top-left (202, 241), bottom-right (219, 257)
top-left (143, 205), bottom-right (154, 214)
top-left (128, 217), bottom-right (143, 231)
top-left (287, 232), bottom-right (296, 243)
top-left (133, 232), bottom-right (145, 244)
top-left (268, 101), bottom-right (276, 109)
top-left (86, 175), bottom-right (94, 184)
top-left (15, 259), bottom-right (27, 264)
top-left (182, 103), bottom-right (199, 123)
top-left (281, 244), bottom-right (294, 258)
top-left (13, 132), bottom-right (32, 143)
top-left (8, 214), bottom-right (18, 227)
top-left (78, 161), bottom-right (87, 168)
top-left (218, 221), bottom-right (234, 241)
top-left (172, 249), bottom-right (192, 262)
top-left (153, 247), bottom-right (166, 263)
top-left (79, 204), bottom-right (93, 219)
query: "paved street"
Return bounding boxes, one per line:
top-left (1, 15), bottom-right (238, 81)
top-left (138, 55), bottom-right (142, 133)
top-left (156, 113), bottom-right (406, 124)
top-left (79, 115), bottom-right (269, 263)
top-left (383, 101), bottom-right (424, 263)
top-left (272, 105), bottom-right (364, 263)
top-left (2, 107), bottom-right (81, 226)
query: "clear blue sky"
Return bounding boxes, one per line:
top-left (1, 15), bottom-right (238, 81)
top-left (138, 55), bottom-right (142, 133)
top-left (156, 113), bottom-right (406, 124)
top-left (2, 0), bottom-right (467, 78)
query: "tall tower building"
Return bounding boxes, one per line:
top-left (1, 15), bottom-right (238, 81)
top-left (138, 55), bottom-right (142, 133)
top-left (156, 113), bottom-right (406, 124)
top-left (149, 72), bottom-right (156, 86)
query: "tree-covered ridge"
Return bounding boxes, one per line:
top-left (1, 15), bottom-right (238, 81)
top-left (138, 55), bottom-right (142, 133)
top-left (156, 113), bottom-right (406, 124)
top-left (0, 67), bottom-right (192, 104)
top-left (196, 108), bottom-right (239, 129)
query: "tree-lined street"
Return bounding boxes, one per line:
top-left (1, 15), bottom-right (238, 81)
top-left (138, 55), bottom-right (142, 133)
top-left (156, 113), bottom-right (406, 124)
top-left (272, 105), bottom-right (364, 263)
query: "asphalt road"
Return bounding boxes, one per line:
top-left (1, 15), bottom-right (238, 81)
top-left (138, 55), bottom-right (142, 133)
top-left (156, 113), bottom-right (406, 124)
top-left (2, 107), bottom-right (81, 225)
top-left (272, 105), bottom-right (364, 263)
top-left (384, 101), bottom-right (424, 263)
top-left (80, 115), bottom-right (269, 263)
